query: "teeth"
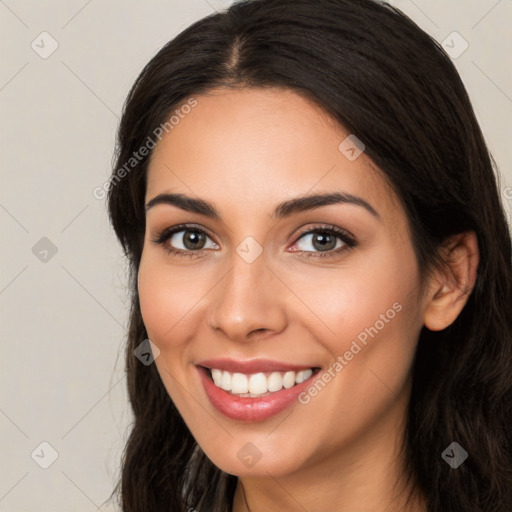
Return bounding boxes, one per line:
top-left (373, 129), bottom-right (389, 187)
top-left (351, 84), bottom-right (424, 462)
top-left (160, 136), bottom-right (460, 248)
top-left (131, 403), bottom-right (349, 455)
top-left (208, 368), bottom-right (314, 396)
top-left (220, 371), bottom-right (232, 391)
top-left (267, 372), bottom-right (283, 392)
top-left (231, 373), bottom-right (249, 394)
top-left (296, 369), bottom-right (312, 384)
top-left (248, 373), bottom-right (267, 394)
top-left (283, 371), bottom-right (295, 389)
top-left (211, 369), bottom-right (223, 387)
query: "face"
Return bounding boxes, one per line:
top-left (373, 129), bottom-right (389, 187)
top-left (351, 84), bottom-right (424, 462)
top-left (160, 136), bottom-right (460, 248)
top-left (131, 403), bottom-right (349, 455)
top-left (138, 87), bottom-right (427, 477)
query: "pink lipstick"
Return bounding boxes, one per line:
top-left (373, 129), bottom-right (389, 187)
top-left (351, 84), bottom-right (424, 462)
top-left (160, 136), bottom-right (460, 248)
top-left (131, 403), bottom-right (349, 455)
top-left (196, 358), bottom-right (320, 422)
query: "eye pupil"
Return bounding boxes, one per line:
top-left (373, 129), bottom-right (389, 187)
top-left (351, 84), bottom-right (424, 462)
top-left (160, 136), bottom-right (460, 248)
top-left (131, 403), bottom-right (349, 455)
top-left (313, 233), bottom-right (336, 251)
top-left (184, 231), bottom-right (206, 250)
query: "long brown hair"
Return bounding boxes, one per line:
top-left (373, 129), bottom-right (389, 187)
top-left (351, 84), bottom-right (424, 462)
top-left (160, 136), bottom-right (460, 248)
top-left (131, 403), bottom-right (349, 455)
top-left (107, 1), bottom-right (512, 510)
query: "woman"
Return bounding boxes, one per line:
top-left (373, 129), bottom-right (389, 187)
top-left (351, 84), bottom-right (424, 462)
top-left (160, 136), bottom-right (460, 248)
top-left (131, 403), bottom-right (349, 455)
top-left (107, 0), bottom-right (512, 510)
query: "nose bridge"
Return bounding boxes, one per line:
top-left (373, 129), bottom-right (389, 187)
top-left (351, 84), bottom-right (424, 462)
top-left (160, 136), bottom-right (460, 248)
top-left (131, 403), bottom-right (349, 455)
top-left (208, 248), bottom-right (286, 341)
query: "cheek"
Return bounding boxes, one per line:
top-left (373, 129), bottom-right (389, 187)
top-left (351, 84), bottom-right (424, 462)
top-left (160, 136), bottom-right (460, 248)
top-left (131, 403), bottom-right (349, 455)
top-left (325, 244), bottom-right (421, 392)
top-left (281, 250), bottom-right (421, 456)
top-left (287, 241), bottom-right (420, 349)
top-left (137, 251), bottom-right (206, 350)
top-left (285, 240), bottom-right (422, 427)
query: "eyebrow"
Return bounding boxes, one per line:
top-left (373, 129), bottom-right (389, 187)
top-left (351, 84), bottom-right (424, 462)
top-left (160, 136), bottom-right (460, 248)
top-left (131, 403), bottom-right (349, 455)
top-left (145, 191), bottom-right (380, 220)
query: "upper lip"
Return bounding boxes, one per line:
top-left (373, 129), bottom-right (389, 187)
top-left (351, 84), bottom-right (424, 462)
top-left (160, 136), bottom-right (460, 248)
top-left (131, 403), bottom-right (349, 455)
top-left (197, 358), bottom-right (318, 374)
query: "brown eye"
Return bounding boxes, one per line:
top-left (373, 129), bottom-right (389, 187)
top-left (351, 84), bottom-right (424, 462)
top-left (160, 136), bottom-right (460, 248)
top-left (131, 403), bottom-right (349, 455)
top-left (288, 225), bottom-right (357, 259)
top-left (152, 224), bottom-right (219, 256)
top-left (181, 230), bottom-right (207, 250)
top-left (294, 230), bottom-right (347, 253)
top-left (166, 229), bottom-right (217, 252)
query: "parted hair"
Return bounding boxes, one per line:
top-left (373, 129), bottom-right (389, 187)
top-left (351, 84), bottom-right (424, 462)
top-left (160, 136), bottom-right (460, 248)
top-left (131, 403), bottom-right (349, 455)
top-left (107, 1), bottom-right (512, 510)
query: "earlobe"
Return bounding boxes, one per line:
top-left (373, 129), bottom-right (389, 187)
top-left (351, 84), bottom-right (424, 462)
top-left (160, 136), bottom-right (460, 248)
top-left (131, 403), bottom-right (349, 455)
top-left (423, 231), bottom-right (479, 332)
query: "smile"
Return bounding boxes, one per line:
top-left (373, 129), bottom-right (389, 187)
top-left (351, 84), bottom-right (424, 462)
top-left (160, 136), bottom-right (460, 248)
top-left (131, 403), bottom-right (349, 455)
top-left (209, 368), bottom-right (315, 397)
top-left (196, 359), bottom-right (321, 421)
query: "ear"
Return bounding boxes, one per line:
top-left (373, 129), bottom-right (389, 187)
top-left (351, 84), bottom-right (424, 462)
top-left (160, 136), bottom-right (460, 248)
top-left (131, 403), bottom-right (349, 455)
top-left (423, 231), bottom-right (479, 331)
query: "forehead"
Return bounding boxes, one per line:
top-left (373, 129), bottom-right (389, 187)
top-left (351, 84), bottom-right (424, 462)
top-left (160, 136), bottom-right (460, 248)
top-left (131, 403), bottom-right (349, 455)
top-left (146, 87), bottom-right (399, 222)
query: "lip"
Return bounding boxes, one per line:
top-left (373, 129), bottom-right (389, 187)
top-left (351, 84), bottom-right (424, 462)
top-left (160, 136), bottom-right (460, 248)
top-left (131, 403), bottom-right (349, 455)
top-left (197, 357), bottom-right (315, 374)
top-left (197, 364), bottom-right (320, 422)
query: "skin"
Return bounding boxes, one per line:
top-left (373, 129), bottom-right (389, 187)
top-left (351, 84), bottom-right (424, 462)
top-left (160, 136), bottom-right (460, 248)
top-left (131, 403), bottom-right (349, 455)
top-left (138, 87), bottom-right (479, 511)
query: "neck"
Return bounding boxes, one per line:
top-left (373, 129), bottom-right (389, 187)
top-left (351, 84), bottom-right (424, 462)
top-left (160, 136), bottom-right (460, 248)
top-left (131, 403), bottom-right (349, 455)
top-left (232, 382), bottom-right (426, 512)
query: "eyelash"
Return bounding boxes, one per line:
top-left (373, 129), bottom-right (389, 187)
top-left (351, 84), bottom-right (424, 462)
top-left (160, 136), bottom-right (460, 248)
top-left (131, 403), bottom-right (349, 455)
top-left (151, 223), bottom-right (357, 259)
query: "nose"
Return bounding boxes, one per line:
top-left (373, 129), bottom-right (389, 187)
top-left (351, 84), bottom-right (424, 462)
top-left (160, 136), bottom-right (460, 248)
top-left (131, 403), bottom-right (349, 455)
top-left (207, 253), bottom-right (287, 343)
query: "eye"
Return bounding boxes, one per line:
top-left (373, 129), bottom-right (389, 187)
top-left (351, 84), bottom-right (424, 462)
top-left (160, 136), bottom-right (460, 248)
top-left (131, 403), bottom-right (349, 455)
top-left (152, 224), bottom-right (218, 257)
top-left (152, 223), bottom-right (356, 259)
top-left (290, 225), bottom-right (356, 258)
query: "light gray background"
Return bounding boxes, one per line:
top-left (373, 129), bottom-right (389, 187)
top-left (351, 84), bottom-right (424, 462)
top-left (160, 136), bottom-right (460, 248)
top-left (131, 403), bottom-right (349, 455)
top-left (1, 1), bottom-right (511, 510)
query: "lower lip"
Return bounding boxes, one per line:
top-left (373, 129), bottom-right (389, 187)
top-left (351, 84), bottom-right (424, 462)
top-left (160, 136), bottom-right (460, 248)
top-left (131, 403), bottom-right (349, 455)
top-left (197, 366), bottom-right (319, 422)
